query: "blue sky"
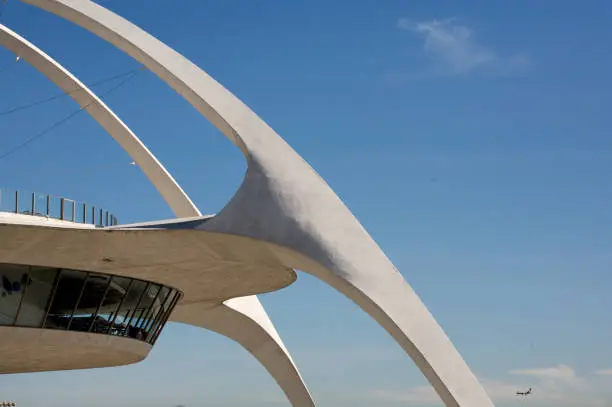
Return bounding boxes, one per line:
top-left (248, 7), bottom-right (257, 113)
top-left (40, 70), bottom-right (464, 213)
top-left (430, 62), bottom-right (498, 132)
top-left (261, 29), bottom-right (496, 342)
top-left (0, 0), bottom-right (611, 406)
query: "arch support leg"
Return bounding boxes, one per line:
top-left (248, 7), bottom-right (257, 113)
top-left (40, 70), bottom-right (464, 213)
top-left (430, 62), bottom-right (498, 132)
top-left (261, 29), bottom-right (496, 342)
top-left (200, 163), bottom-right (495, 407)
top-left (319, 269), bottom-right (489, 407)
top-left (173, 297), bottom-right (313, 407)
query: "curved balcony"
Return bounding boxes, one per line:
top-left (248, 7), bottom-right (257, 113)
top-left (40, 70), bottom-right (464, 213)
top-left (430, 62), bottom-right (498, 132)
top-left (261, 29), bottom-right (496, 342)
top-left (0, 188), bottom-right (118, 227)
top-left (0, 263), bottom-right (182, 346)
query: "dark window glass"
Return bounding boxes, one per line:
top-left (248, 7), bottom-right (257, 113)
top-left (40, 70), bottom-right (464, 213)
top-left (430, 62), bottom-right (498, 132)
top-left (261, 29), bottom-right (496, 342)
top-left (0, 264), bottom-right (28, 325)
top-left (133, 284), bottom-right (161, 330)
top-left (44, 269), bottom-right (87, 329)
top-left (0, 262), bottom-right (178, 343)
top-left (87, 274), bottom-right (114, 333)
top-left (96, 276), bottom-right (132, 335)
top-left (148, 289), bottom-right (178, 344)
top-left (151, 290), bottom-right (180, 344)
top-left (114, 279), bottom-right (147, 338)
top-left (68, 273), bottom-right (108, 332)
top-left (16, 266), bottom-right (59, 327)
top-left (141, 286), bottom-right (171, 340)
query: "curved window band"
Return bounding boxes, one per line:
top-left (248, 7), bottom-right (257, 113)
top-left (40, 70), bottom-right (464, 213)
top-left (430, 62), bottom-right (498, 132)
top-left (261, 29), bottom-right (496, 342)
top-left (0, 263), bottom-right (181, 345)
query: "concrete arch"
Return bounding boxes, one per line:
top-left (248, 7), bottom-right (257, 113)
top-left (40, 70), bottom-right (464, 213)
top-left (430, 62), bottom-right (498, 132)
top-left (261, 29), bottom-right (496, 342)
top-left (20, 1), bottom-right (495, 406)
top-left (0, 23), bottom-right (314, 407)
top-left (0, 23), bottom-right (197, 217)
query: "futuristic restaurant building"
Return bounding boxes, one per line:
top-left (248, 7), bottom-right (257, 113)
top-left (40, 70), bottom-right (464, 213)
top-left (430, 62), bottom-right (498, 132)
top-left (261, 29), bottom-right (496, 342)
top-left (0, 1), bottom-right (495, 406)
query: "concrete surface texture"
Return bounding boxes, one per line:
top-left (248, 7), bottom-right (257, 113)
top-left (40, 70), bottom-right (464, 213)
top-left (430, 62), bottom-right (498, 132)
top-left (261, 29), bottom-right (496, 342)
top-left (0, 326), bottom-right (151, 374)
top-left (10, 0), bottom-right (496, 405)
top-left (0, 21), bottom-right (314, 407)
top-left (0, 223), bottom-right (296, 302)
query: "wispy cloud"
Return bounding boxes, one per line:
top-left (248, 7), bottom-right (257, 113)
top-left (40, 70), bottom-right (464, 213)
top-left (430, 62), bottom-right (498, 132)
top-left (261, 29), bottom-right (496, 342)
top-left (510, 364), bottom-right (580, 382)
top-left (508, 364), bottom-right (589, 402)
top-left (595, 369), bottom-right (612, 376)
top-left (369, 364), bottom-right (612, 406)
top-left (369, 378), bottom-right (522, 404)
top-left (397, 17), bottom-right (531, 77)
top-left (370, 386), bottom-right (438, 404)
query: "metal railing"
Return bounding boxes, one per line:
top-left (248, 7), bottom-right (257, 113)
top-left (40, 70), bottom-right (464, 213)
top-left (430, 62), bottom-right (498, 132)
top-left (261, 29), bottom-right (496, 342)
top-left (0, 188), bottom-right (118, 227)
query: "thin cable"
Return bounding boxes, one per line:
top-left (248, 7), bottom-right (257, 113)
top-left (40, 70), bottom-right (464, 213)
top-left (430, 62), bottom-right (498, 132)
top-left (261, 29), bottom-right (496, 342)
top-left (0, 65), bottom-right (145, 117)
top-left (0, 70), bottom-right (142, 162)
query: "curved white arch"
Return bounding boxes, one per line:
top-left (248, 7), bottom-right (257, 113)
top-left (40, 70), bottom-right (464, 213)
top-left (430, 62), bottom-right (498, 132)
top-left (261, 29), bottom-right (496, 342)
top-left (0, 23), bottom-right (197, 217)
top-left (20, 1), bottom-right (495, 405)
top-left (0, 22), bottom-right (314, 407)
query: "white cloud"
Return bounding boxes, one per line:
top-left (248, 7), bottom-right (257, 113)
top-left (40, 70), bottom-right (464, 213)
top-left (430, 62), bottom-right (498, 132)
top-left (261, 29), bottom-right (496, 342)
top-left (397, 17), bottom-right (531, 77)
top-left (368, 378), bottom-right (521, 404)
top-left (510, 364), bottom-right (580, 382)
top-left (368, 365), bottom-right (612, 407)
top-left (507, 365), bottom-right (589, 403)
top-left (595, 369), bottom-right (612, 376)
top-left (480, 379), bottom-right (525, 401)
top-left (370, 386), bottom-right (438, 403)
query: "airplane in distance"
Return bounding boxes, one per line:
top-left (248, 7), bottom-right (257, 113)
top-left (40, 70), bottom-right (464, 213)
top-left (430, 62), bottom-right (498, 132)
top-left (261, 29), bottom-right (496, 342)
top-left (516, 387), bottom-right (533, 396)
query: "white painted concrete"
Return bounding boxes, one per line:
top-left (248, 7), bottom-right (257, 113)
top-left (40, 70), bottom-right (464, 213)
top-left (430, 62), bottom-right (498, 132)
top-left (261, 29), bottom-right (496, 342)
top-left (0, 23), bottom-right (313, 407)
top-left (0, 24), bottom-right (198, 218)
top-left (0, 211), bottom-right (96, 228)
top-left (13, 1), bottom-right (495, 405)
top-left (0, 222), bottom-right (296, 302)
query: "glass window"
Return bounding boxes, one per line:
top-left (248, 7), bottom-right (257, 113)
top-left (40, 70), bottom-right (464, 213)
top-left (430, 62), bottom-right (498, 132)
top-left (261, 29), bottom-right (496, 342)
top-left (114, 279), bottom-right (148, 338)
top-left (133, 284), bottom-right (161, 330)
top-left (0, 262), bottom-right (180, 343)
top-left (141, 286), bottom-right (171, 341)
top-left (0, 264), bottom-right (29, 325)
top-left (67, 272), bottom-right (109, 332)
top-left (95, 276), bottom-right (132, 335)
top-left (15, 266), bottom-right (59, 327)
top-left (148, 289), bottom-right (178, 344)
top-left (44, 269), bottom-right (87, 330)
top-left (157, 290), bottom-right (181, 343)
top-left (86, 274), bottom-right (114, 333)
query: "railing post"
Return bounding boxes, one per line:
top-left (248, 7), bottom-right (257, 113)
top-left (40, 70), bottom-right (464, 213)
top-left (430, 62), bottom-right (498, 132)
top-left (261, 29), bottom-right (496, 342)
top-left (5, 190), bottom-right (116, 226)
